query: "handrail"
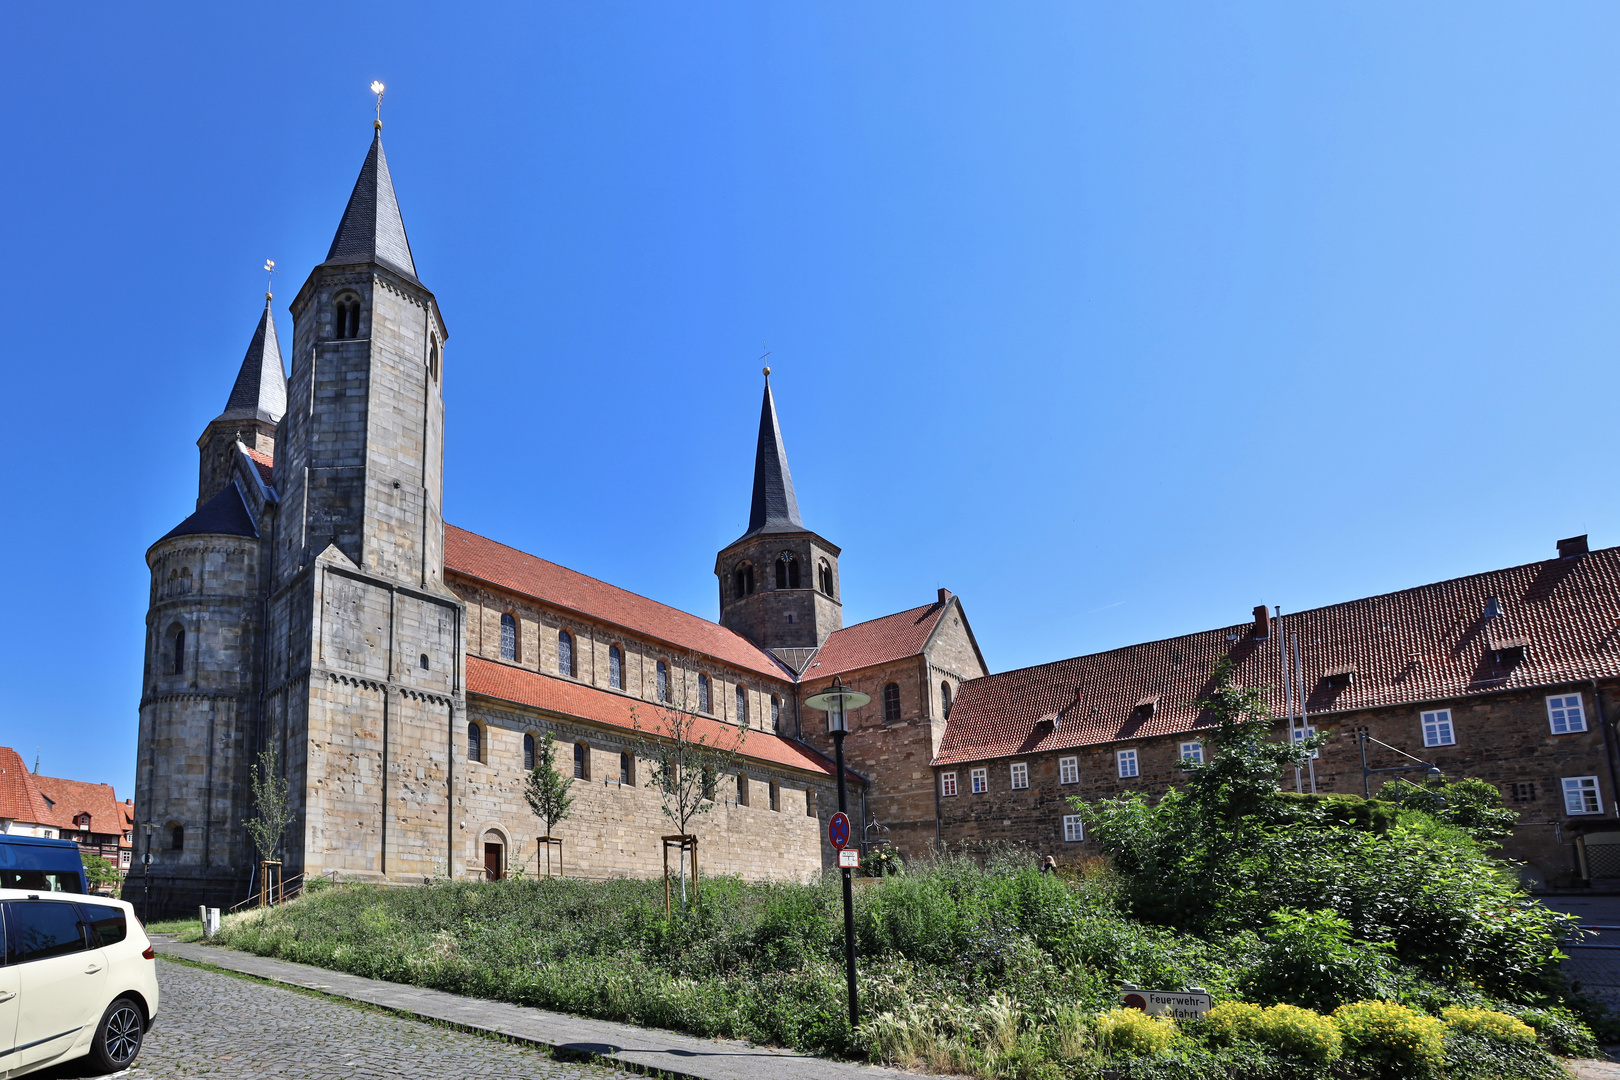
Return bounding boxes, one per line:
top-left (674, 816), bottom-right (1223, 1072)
top-left (227, 871), bottom-right (307, 913)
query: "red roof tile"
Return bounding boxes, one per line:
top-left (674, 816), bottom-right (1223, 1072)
top-left (806, 601), bottom-right (949, 679)
top-left (0, 747), bottom-right (52, 825)
top-left (467, 656), bottom-right (836, 776)
top-left (936, 546), bottom-right (1620, 766)
top-left (244, 447), bottom-right (274, 487)
top-left (33, 773), bottom-right (128, 839)
top-left (446, 526), bottom-right (791, 682)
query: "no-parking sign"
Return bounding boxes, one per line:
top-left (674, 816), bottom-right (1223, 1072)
top-left (828, 812), bottom-right (850, 849)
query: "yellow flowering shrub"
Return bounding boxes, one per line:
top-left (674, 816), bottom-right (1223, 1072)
top-left (1333, 1000), bottom-right (1446, 1078)
top-left (1092, 1008), bottom-right (1177, 1057)
top-left (1205, 1001), bottom-right (1341, 1064)
top-left (1441, 1006), bottom-right (1537, 1045)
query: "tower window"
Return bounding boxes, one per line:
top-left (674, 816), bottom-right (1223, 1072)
top-left (941, 681), bottom-right (953, 718)
top-left (558, 629), bottom-right (574, 677)
top-left (771, 695), bottom-right (782, 733)
top-left (574, 741), bottom-right (589, 780)
top-left (819, 559), bottom-right (834, 596)
top-left (775, 552), bottom-right (800, 589)
top-left (499, 613), bottom-right (517, 661)
top-left (523, 732), bottom-right (536, 771)
top-left (698, 673), bottom-right (711, 713)
top-left (334, 293), bottom-right (361, 338)
top-left (467, 722), bottom-right (482, 764)
top-left (656, 660), bottom-right (670, 703)
top-left (169, 625), bottom-right (186, 676)
top-left (428, 338), bottom-right (441, 382)
top-left (736, 684), bottom-right (749, 724)
top-left (883, 683), bottom-right (901, 723)
top-left (170, 825), bottom-right (184, 852)
top-left (419, 653), bottom-right (430, 671)
top-left (734, 562), bottom-right (754, 599)
top-left (609, 645), bottom-right (623, 689)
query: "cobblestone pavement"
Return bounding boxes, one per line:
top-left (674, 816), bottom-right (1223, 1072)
top-left (30, 957), bottom-right (631, 1080)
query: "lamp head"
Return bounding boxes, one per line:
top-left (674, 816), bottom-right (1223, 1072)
top-left (803, 675), bottom-right (871, 734)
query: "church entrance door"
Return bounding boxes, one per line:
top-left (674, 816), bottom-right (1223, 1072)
top-left (484, 843), bottom-right (503, 881)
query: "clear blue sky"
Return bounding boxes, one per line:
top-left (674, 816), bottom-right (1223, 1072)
top-left (4, 4), bottom-right (1620, 798)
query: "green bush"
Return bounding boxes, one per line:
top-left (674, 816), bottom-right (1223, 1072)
top-left (1332, 1000), bottom-right (1446, 1079)
top-left (1093, 1008), bottom-right (1176, 1058)
top-left (1206, 1001), bottom-right (1341, 1065)
top-left (1441, 1006), bottom-right (1536, 1044)
top-left (1238, 908), bottom-right (1394, 1012)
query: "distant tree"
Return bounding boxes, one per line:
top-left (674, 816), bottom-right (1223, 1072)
top-left (524, 732), bottom-right (575, 873)
top-left (82, 854), bottom-right (119, 891)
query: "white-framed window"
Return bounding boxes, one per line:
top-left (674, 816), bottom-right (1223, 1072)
top-left (1564, 775), bottom-right (1603, 815)
top-left (1549, 694), bottom-right (1587, 734)
top-left (1010, 762), bottom-right (1029, 790)
top-left (1421, 708), bottom-right (1455, 747)
top-left (1063, 814), bottom-right (1085, 843)
top-left (1058, 756), bottom-right (1079, 785)
top-left (1178, 742), bottom-right (1203, 765)
top-left (940, 771), bottom-right (958, 797)
top-left (1291, 725), bottom-right (1320, 760)
top-left (971, 767), bottom-right (988, 794)
top-left (1117, 749), bottom-right (1138, 778)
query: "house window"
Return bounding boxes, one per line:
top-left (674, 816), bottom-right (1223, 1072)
top-left (738, 773), bottom-right (750, 806)
top-left (735, 562), bottom-right (754, 598)
top-left (971, 767), bottom-right (988, 794)
top-left (657, 660), bottom-right (670, 702)
top-left (169, 625), bottom-right (186, 675)
top-left (609, 645), bottom-right (623, 689)
top-left (1117, 749), bottom-right (1138, 778)
top-left (1549, 694), bottom-right (1587, 734)
top-left (806, 788), bottom-right (817, 816)
top-left (467, 722), bottom-right (482, 763)
top-left (1511, 782), bottom-right (1538, 803)
top-left (771, 695), bottom-right (782, 732)
top-left (171, 825), bottom-right (184, 851)
top-left (499, 613), bottom-right (517, 661)
top-left (1063, 815), bottom-right (1085, 843)
top-left (557, 630), bottom-right (574, 677)
top-left (75, 813), bottom-right (91, 831)
top-left (941, 681), bottom-right (953, 718)
top-left (523, 733), bottom-right (536, 771)
top-left (941, 772), bottom-right (958, 797)
top-left (769, 780), bottom-right (781, 811)
top-left (736, 684), bottom-right (748, 723)
top-left (1564, 776), bottom-right (1603, 815)
top-left (1010, 762), bottom-right (1029, 790)
top-left (819, 559), bottom-right (834, 596)
top-left (1421, 709), bottom-right (1455, 747)
top-left (1291, 725), bottom-right (1320, 759)
top-left (882, 683), bottom-right (901, 723)
top-left (775, 552), bottom-right (800, 589)
top-left (1058, 756), bottom-right (1079, 785)
top-left (574, 741), bottom-right (589, 780)
top-left (1179, 742), bottom-right (1203, 765)
top-left (698, 674), bottom-right (712, 713)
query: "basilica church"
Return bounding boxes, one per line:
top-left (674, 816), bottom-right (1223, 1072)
top-left (133, 122), bottom-right (987, 913)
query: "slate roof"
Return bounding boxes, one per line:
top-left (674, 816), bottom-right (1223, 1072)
top-left (215, 296), bottom-right (286, 425)
top-left (34, 774), bottom-right (131, 844)
top-left (806, 601), bottom-right (951, 680)
top-left (0, 747), bottom-right (51, 826)
top-left (735, 374), bottom-right (805, 542)
top-left (326, 132), bottom-right (418, 282)
top-left (935, 544), bottom-right (1620, 766)
top-left (445, 526), bottom-right (791, 681)
top-left (154, 482), bottom-right (257, 545)
top-left (466, 657), bottom-right (837, 776)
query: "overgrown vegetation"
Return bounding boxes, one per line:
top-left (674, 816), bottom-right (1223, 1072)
top-left (210, 664), bottom-right (1606, 1078)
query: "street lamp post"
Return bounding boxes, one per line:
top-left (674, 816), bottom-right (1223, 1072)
top-left (804, 676), bottom-right (870, 1034)
top-left (140, 822), bottom-right (155, 925)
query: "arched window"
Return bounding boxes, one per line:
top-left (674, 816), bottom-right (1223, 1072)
top-left (609, 645), bottom-right (623, 689)
top-left (771, 695), bottom-right (782, 733)
top-left (619, 751), bottom-right (633, 785)
top-left (737, 773), bottom-right (750, 806)
top-left (698, 673), bottom-right (711, 713)
top-left (573, 741), bottom-right (589, 780)
top-left (769, 780), bottom-right (781, 812)
top-left (467, 721), bottom-right (482, 763)
top-left (500, 613), bottom-right (517, 661)
top-left (819, 559), bottom-right (834, 596)
top-left (883, 682), bottom-right (901, 723)
top-left (523, 732), bottom-right (536, 771)
top-left (169, 625), bottom-right (186, 675)
top-left (334, 293), bottom-right (361, 338)
top-left (428, 337), bottom-right (440, 382)
top-left (806, 788), bottom-right (817, 817)
top-left (941, 681), bottom-right (953, 718)
top-left (656, 660), bottom-right (670, 703)
top-left (734, 562), bottom-right (754, 599)
top-left (775, 552), bottom-right (799, 589)
top-left (419, 653), bottom-right (430, 671)
top-left (557, 630), bottom-right (574, 677)
top-left (702, 766), bottom-right (716, 802)
top-left (170, 824), bottom-right (184, 851)
top-left (736, 684), bottom-right (749, 724)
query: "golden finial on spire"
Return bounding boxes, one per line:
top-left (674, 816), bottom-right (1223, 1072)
top-left (760, 343), bottom-right (771, 378)
top-left (371, 81), bottom-right (385, 131)
top-left (263, 259), bottom-right (277, 300)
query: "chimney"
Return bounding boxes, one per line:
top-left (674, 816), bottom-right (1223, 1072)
top-left (1558, 535), bottom-right (1589, 558)
top-left (938, 588), bottom-right (953, 605)
top-left (1252, 605), bottom-right (1270, 640)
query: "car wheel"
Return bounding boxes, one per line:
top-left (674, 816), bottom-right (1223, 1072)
top-left (87, 995), bottom-right (145, 1072)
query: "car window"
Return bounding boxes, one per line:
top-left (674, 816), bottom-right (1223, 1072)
top-left (0, 869), bottom-right (85, 894)
top-left (4, 901), bottom-right (87, 964)
top-left (78, 903), bottom-right (127, 947)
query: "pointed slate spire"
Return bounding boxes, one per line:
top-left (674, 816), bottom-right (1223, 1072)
top-left (216, 295), bottom-right (287, 425)
top-left (325, 130), bottom-right (418, 281)
top-left (745, 368), bottom-right (805, 536)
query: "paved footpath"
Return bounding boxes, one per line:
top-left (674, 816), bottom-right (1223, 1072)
top-left (150, 941), bottom-right (940, 1080)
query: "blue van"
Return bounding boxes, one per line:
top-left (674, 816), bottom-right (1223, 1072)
top-left (0, 833), bottom-right (87, 893)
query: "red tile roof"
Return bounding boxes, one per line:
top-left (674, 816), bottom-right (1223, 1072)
top-left (935, 546), bottom-right (1620, 766)
top-left (34, 773), bottom-right (130, 842)
top-left (446, 526), bottom-right (791, 682)
top-left (806, 601), bottom-right (950, 679)
top-left (0, 747), bottom-right (52, 825)
top-left (244, 447), bottom-right (274, 487)
top-left (467, 656), bottom-right (837, 776)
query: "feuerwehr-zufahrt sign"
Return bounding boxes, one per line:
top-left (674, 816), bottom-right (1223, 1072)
top-left (1120, 988), bottom-right (1212, 1019)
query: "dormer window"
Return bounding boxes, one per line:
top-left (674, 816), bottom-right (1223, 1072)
top-left (334, 293), bottom-right (362, 338)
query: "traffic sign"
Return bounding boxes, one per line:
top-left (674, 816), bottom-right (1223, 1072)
top-left (828, 812), bottom-right (850, 849)
top-left (838, 848), bottom-right (861, 869)
top-left (1121, 988), bottom-right (1211, 1018)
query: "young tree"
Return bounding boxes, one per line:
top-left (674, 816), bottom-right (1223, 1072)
top-left (82, 854), bottom-right (120, 892)
top-left (245, 744), bottom-right (295, 897)
top-left (524, 732), bottom-right (575, 874)
top-left (632, 660), bottom-right (749, 910)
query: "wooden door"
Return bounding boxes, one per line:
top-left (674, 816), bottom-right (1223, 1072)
top-left (484, 843), bottom-right (503, 881)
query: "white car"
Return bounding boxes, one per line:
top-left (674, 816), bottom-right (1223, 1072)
top-left (0, 888), bottom-right (160, 1076)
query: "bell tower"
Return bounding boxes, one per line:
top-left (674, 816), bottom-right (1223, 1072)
top-left (715, 369), bottom-right (842, 665)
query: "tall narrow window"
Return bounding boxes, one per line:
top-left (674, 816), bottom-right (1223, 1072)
top-left (467, 722), bottom-right (482, 764)
top-left (776, 552), bottom-right (799, 588)
top-left (702, 766), bottom-right (716, 801)
top-left (819, 559), bottom-right (834, 596)
top-left (882, 683), bottom-right (901, 723)
top-left (738, 773), bottom-right (750, 806)
top-left (771, 695), bottom-right (782, 733)
top-left (735, 562), bottom-right (754, 598)
top-left (698, 674), bottom-right (711, 713)
top-left (170, 625), bottom-right (186, 676)
top-left (574, 741), bottom-right (588, 780)
top-left (657, 660), bottom-right (670, 702)
top-left (941, 681), bottom-right (953, 718)
top-left (736, 684), bottom-right (748, 723)
top-left (609, 645), bottom-right (623, 689)
top-left (769, 780), bottom-right (781, 811)
top-left (171, 825), bottom-right (184, 851)
top-left (334, 294), bottom-right (361, 338)
top-left (428, 338), bottom-right (440, 382)
top-left (523, 733), bottom-right (536, 771)
top-left (500, 613), bottom-right (517, 661)
top-left (619, 751), bottom-right (632, 785)
top-left (971, 767), bottom-right (988, 794)
top-left (557, 630), bottom-right (574, 677)
top-left (805, 788), bottom-right (817, 816)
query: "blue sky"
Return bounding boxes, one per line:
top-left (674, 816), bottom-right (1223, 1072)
top-left (4, 4), bottom-right (1620, 797)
